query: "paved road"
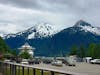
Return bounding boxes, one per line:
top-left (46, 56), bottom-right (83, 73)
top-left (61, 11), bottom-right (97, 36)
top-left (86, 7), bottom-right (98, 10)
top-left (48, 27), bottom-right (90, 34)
top-left (1, 62), bottom-right (100, 75)
top-left (33, 62), bottom-right (100, 75)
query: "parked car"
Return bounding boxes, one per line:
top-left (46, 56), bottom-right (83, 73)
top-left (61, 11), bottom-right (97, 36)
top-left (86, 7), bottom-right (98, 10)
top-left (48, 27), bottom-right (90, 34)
top-left (65, 57), bottom-right (76, 66)
top-left (51, 60), bottom-right (63, 66)
top-left (67, 60), bottom-right (76, 66)
top-left (34, 59), bottom-right (40, 64)
top-left (21, 59), bottom-right (28, 64)
top-left (28, 60), bottom-right (34, 64)
top-left (4, 59), bottom-right (11, 62)
top-left (16, 58), bottom-right (22, 63)
top-left (90, 59), bottom-right (100, 64)
top-left (42, 59), bottom-right (53, 64)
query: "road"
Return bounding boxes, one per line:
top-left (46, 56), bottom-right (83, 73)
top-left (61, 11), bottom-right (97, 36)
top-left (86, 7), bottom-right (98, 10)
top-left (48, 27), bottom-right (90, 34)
top-left (32, 62), bottom-right (100, 75)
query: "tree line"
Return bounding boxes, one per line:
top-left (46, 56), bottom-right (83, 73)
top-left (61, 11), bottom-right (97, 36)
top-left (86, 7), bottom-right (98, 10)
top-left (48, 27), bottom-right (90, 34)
top-left (0, 37), bottom-right (10, 53)
top-left (0, 37), bottom-right (17, 58)
top-left (69, 43), bottom-right (100, 59)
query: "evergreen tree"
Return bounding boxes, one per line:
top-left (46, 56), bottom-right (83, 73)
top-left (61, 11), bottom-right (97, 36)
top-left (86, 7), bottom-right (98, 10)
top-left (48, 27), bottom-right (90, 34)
top-left (0, 37), bottom-right (10, 53)
top-left (78, 45), bottom-right (86, 58)
top-left (87, 43), bottom-right (95, 58)
top-left (93, 44), bottom-right (100, 59)
top-left (87, 43), bottom-right (100, 59)
top-left (69, 45), bottom-right (78, 55)
top-left (69, 43), bottom-right (100, 59)
top-left (10, 50), bottom-right (17, 56)
top-left (19, 51), bottom-right (31, 59)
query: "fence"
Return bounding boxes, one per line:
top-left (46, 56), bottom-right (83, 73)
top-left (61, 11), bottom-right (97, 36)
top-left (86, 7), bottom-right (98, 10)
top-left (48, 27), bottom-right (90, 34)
top-left (0, 61), bottom-right (85, 75)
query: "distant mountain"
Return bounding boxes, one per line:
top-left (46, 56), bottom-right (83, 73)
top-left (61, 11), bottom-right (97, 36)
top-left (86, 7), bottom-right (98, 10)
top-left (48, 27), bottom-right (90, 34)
top-left (74, 20), bottom-right (100, 35)
top-left (3, 23), bottom-right (59, 39)
top-left (3, 20), bottom-right (100, 56)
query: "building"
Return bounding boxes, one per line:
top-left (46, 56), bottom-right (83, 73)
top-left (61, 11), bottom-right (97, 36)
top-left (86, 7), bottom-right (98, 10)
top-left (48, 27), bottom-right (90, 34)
top-left (18, 42), bottom-right (35, 58)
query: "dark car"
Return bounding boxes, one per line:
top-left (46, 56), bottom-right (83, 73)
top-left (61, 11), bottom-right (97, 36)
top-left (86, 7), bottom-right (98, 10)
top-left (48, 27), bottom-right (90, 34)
top-left (28, 60), bottom-right (34, 64)
top-left (43, 59), bottom-right (52, 64)
top-left (34, 60), bottom-right (40, 64)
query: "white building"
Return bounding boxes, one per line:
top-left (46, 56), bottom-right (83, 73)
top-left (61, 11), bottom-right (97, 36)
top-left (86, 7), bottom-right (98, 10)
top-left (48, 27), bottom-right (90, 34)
top-left (18, 42), bottom-right (35, 58)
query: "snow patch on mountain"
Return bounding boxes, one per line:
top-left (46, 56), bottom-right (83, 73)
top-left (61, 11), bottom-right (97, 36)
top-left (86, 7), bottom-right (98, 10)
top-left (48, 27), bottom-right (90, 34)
top-left (74, 20), bottom-right (100, 35)
top-left (28, 33), bottom-right (35, 39)
top-left (5, 34), bottom-right (17, 39)
top-left (80, 25), bottom-right (100, 35)
top-left (27, 23), bottom-right (58, 39)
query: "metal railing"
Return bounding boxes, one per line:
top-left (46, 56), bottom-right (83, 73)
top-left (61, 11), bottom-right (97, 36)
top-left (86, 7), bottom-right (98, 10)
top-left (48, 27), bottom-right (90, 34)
top-left (0, 61), bottom-right (85, 75)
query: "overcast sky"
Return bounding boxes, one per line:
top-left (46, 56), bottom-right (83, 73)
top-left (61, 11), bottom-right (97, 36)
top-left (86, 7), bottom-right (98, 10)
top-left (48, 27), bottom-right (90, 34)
top-left (0, 0), bottom-right (100, 34)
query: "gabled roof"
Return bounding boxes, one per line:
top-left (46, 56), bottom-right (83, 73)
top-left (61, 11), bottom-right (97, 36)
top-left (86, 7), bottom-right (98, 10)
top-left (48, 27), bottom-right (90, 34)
top-left (18, 42), bottom-right (35, 50)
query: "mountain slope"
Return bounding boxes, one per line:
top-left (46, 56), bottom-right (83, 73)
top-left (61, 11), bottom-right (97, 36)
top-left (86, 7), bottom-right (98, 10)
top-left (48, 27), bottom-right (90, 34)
top-left (74, 20), bottom-right (100, 35)
top-left (4, 20), bottom-right (100, 56)
top-left (4, 23), bottom-right (59, 39)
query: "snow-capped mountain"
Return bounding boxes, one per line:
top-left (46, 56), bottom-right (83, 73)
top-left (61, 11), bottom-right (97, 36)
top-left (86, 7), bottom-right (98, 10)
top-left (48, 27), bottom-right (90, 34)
top-left (2, 20), bottom-right (100, 39)
top-left (3, 23), bottom-right (59, 39)
top-left (2, 20), bottom-right (100, 56)
top-left (27, 23), bottom-right (58, 39)
top-left (74, 20), bottom-right (100, 35)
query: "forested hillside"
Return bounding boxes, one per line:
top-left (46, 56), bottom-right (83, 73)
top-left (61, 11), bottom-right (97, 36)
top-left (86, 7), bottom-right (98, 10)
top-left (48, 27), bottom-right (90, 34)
top-left (0, 37), bottom-right (10, 53)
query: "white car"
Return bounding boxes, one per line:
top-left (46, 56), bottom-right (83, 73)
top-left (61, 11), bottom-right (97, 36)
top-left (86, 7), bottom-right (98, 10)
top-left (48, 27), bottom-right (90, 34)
top-left (21, 59), bottom-right (29, 64)
top-left (51, 60), bottom-right (63, 66)
top-left (90, 59), bottom-right (100, 64)
top-left (4, 59), bottom-right (11, 62)
top-left (21, 61), bottom-right (28, 64)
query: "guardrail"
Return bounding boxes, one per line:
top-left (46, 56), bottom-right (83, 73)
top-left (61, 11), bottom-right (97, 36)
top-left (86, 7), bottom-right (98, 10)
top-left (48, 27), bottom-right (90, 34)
top-left (0, 61), bottom-right (86, 75)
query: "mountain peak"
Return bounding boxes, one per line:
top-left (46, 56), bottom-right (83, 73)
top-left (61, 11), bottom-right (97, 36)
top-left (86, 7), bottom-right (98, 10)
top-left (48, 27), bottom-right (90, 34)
top-left (28, 23), bottom-right (57, 39)
top-left (35, 23), bottom-right (53, 30)
top-left (3, 23), bottom-right (60, 39)
top-left (74, 20), bottom-right (92, 27)
top-left (73, 20), bottom-right (100, 35)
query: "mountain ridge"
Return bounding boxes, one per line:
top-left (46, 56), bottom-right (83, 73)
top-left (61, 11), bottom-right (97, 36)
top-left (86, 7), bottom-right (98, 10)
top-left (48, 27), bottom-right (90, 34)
top-left (2, 20), bottom-right (100, 39)
top-left (1, 20), bottom-right (100, 56)
top-left (3, 23), bottom-right (60, 39)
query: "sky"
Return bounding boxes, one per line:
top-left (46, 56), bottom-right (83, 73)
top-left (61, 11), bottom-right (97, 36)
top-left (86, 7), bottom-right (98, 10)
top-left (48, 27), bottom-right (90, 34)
top-left (0, 0), bottom-right (100, 34)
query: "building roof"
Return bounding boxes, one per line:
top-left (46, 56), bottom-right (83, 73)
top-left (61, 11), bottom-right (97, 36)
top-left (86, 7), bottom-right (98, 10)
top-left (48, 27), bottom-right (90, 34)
top-left (18, 42), bottom-right (35, 50)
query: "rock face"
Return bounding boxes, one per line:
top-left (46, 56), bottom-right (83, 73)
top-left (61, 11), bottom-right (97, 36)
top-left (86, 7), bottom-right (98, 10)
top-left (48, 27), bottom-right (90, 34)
top-left (3, 20), bottom-right (100, 56)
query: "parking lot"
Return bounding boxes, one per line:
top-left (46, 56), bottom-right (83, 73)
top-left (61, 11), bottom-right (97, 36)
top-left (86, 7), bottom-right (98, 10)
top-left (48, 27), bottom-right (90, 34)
top-left (32, 62), bottom-right (100, 75)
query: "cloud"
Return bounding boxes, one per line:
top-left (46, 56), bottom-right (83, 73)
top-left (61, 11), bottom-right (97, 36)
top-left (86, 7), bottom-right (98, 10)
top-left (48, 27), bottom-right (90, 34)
top-left (0, 0), bottom-right (100, 34)
top-left (0, 0), bottom-right (99, 13)
top-left (0, 23), bottom-right (19, 33)
top-left (0, 4), bottom-right (68, 33)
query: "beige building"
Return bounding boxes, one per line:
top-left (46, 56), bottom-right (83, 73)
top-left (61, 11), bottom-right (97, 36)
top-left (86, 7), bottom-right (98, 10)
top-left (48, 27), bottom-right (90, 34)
top-left (18, 42), bottom-right (35, 58)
